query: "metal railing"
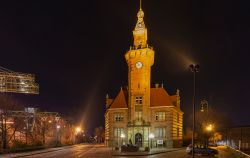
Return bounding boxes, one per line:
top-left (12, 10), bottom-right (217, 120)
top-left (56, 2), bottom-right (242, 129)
top-left (227, 145), bottom-right (250, 158)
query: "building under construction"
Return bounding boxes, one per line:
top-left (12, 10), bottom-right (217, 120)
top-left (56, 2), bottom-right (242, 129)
top-left (0, 66), bottom-right (75, 148)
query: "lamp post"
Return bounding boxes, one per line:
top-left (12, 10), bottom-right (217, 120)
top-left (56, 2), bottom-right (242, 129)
top-left (205, 124), bottom-right (214, 148)
top-left (56, 125), bottom-right (61, 144)
top-left (149, 133), bottom-right (154, 149)
top-left (120, 133), bottom-right (125, 146)
top-left (75, 127), bottom-right (82, 144)
top-left (201, 99), bottom-right (211, 148)
top-left (190, 64), bottom-right (199, 158)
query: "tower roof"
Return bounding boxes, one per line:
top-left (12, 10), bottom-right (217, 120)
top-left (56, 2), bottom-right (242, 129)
top-left (108, 89), bottom-right (128, 109)
top-left (134, 6), bottom-right (145, 31)
top-left (150, 87), bottom-right (174, 107)
top-left (132, 0), bottom-right (148, 48)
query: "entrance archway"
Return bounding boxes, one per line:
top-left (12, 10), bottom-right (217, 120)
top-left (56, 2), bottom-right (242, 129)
top-left (135, 133), bottom-right (142, 147)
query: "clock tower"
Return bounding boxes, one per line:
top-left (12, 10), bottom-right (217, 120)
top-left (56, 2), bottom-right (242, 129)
top-left (125, 4), bottom-right (154, 124)
top-left (105, 1), bottom-right (183, 148)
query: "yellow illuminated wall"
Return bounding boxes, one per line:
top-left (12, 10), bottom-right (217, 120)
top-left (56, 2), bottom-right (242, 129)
top-left (125, 7), bottom-right (154, 123)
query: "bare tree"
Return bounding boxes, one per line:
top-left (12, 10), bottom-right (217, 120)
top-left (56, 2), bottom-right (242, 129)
top-left (0, 94), bottom-right (23, 149)
top-left (210, 132), bottom-right (222, 144)
top-left (94, 126), bottom-right (104, 143)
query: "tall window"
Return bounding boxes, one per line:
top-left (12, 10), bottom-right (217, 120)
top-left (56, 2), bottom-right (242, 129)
top-left (177, 127), bottom-right (179, 138)
top-left (155, 112), bottom-right (165, 121)
top-left (155, 127), bottom-right (166, 138)
top-left (177, 113), bottom-right (179, 123)
top-left (114, 113), bottom-right (123, 122)
top-left (114, 128), bottom-right (124, 138)
top-left (136, 111), bottom-right (142, 121)
top-left (135, 96), bottom-right (143, 121)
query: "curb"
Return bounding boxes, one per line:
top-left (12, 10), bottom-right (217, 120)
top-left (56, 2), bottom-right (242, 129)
top-left (111, 148), bottom-right (184, 156)
top-left (8, 144), bottom-right (85, 158)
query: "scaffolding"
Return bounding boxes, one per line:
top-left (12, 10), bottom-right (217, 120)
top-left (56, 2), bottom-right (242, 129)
top-left (0, 66), bottom-right (39, 94)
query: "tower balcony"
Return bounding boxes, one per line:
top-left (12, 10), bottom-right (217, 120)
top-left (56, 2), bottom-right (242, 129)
top-left (129, 44), bottom-right (153, 51)
top-left (127, 120), bottom-right (151, 127)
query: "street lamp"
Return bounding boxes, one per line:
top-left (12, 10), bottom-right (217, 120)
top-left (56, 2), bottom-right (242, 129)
top-left (190, 64), bottom-right (199, 158)
top-left (75, 127), bottom-right (82, 144)
top-left (205, 124), bottom-right (214, 148)
top-left (206, 124), bottom-right (213, 132)
top-left (120, 133), bottom-right (125, 146)
top-left (75, 127), bottom-right (82, 134)
top-left (56, 125), bottom-right (61, 144)
top-left (149, 133), bottom-right (154, 149)
top-left (201, 100), bottom-right (209, 115)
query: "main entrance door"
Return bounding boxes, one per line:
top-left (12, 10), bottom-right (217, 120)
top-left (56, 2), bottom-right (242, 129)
top-left (135, 133), bottom-right (142, 147)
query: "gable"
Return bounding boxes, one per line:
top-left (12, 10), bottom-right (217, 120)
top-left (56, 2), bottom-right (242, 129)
top-left (150, 88), bottom-right (175, 107)
top-left (109, 89), bottom-right (128, 109)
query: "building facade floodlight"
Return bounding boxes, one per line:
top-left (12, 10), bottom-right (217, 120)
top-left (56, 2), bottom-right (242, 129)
top-left (149, 133), bottom-right (154, 149)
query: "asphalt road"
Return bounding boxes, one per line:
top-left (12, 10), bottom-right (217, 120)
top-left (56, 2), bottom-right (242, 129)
top-left (1, 144), bottom-right (235, 158)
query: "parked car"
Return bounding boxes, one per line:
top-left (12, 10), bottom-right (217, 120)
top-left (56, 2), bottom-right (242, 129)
top-left (186, 144), bottom-right (218, 156)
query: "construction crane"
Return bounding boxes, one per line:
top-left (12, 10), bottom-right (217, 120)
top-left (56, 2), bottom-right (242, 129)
top-left (0, 66), bottom-right (39, 94)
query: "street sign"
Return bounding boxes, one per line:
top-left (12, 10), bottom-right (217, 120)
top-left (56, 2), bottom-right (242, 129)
top-left (157, 140), bottom-right (163, 145)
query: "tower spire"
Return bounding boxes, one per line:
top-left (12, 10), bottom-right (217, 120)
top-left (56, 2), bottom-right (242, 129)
top-left (132, 0), bottom-right (148, 48)
top-left (140, 0), bottom-right (142, 10)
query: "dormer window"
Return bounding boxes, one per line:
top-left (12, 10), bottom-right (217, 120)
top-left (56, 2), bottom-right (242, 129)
top-left (114, 113), bottom-right (124, 122)
top-left (155, 112), bottom-right (165, 121)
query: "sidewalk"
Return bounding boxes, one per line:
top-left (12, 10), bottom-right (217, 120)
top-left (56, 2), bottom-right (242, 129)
top-left (111, 148), bottom-right (184, 156)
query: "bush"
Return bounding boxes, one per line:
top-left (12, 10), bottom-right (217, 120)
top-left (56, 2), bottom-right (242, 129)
top-left (48, 140), bottom-right (62, 147)
top-left (115, 146), bottom-right (119, 150)
top-left (121, 145), bottom-right (139, 152)
top-left (12, 140), bottom-right (28, 149)
top-left (31, 141), bottom-right (43, 147)
top-left (145, 147), bottom-right (150, 152)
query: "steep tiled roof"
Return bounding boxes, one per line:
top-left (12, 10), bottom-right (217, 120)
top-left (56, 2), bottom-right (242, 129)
top-left (150, 88), bottom-right (174, 107)
top-left (170, 95), bottom-right (177, 103)
top-left (109, 89), bottom-right (128, 109)
top-left (109, 87), bottom-right (176, 109)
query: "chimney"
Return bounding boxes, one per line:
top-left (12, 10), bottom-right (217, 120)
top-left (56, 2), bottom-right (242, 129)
top-left (155, 83), bottom-right (159, 88)
top-left (176, 89), bottom-right (180, 96)
top-left (105, 94), bottom-right (109, 109)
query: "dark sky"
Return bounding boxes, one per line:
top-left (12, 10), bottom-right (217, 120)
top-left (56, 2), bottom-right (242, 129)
top-left (1, 0), bottom-right (250, 133)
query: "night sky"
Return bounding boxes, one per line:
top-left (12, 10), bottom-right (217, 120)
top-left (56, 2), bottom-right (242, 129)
top-left (1, 0), bottom-right (250, 134)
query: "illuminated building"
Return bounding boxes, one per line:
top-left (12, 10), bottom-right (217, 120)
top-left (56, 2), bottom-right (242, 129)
top-left (105, 3), bottom-right (183, 148)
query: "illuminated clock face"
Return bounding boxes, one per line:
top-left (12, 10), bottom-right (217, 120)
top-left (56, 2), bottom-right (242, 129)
top-left (135, 61), bottom-right (143, 69)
